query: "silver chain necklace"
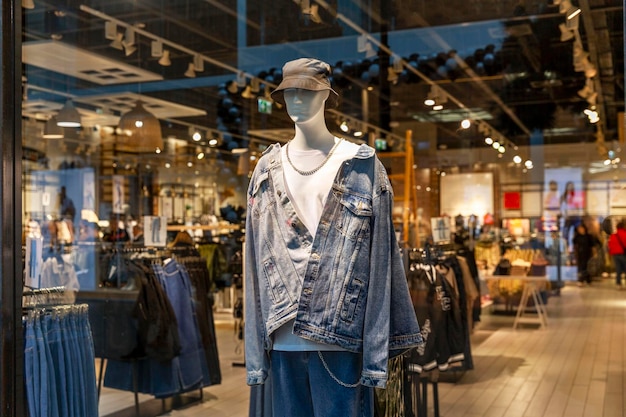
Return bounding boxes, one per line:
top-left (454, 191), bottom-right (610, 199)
top-left (285, 139), bottom-right (342, 176)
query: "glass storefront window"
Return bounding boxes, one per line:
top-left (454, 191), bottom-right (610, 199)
top-left (12, 0), bottom-right (625, 416)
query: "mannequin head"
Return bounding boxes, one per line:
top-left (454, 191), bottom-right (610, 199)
top-left (271, 58), bottom-right (338, 108)
top-left (284, 88), bottom-right (329, 123)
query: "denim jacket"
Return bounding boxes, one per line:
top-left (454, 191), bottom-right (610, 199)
top-left (244, 143), bottom-right (422, 389)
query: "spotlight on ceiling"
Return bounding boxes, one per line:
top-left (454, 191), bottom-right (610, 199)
top-left (110, 32), bottom-right (123, 51)
top-left (184, 62), bottom-right (196, 78)
top-left (559, 0), bottom-right (581, 19)
top-left (104, 21), bottom-right (117, 40)
top-left (151, 40), bottom-right (163, 57)
top-left (193, 54), bottom-right (204, 72)
top-left (122, 27), bottom-right (136, 56)
top-left (558, 23), bottom-right (575, 42)
top-left (158, 49), bottom-right (171, 66)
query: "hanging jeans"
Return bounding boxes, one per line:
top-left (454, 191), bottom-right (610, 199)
top-left (105, 260), bottom-right (210, 398)
top-left (153, 260), bottom-right (210, 393)
top-left (23, 305), bottom-right (98, 417)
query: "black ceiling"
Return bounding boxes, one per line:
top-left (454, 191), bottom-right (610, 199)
top-left (23, 0), bottom-right (624, 157)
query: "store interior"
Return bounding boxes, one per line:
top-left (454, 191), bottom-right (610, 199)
top-left (18, 0), bottom-right (625, 416)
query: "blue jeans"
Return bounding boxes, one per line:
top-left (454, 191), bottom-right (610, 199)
top-left (25, 308), bottom-right (98, 417)
top-left (34, 315), bottom-right (50, 417)
top-left (613, 254), bottom-right (626, 285)
top-left (41, 316), bottom-right (60, 417)
top-left (269, 350), bottom-right (373, 417)
top-left (78, 310), bottom-right (99, 416)
top-left (152, 261), bottom-right (208, 395)
top-left (24, 317), bottom-right (39, 417)
top-left (47, 315), bottom-right (68, 417)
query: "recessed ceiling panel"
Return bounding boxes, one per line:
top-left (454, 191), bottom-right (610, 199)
top-left (23, 40), bottom-right (163, 85)
top-left (22, 99), bottom-right (120, 126)
top-left (76, 93), bottom-right (207, 119)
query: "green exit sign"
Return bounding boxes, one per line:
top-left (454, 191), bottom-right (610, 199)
top-left (257, 98), bottom-right (272, 114)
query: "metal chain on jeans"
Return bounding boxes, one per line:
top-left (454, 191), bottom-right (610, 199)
top-left (317, 351), bottom-right (361, 388)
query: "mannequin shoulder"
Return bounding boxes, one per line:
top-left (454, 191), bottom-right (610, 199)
top-left (336, 139), bottom-right (366, 158)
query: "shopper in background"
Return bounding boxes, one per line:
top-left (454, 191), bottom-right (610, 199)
top-left (573, 221), bottom-right (599, 286)
top-left (607, 220), bottom-right (626, 289)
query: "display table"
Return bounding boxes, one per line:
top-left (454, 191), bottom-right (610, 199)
top-left (483, 275), bottom-right (549, 329)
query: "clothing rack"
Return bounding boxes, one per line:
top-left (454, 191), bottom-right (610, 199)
top-left (92, 254), bottom-right (221, 415)
top-left (22, 285), bottom-right (68, 308)
top-left (396, 245), bottom-right (481, 417)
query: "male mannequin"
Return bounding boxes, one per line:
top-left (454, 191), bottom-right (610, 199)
top-left (245, 58), bottom-right (422, 417)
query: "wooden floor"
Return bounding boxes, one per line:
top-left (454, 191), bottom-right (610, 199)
top-left (99, 278), bottom-right (626, 417)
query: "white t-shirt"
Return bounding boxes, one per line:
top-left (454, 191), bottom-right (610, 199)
top-left (281, 139), bottom-right (361, 238)
top-left (273, 138), bottom-right (360, 351)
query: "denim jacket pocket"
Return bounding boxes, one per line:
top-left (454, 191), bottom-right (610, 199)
top-left (261, 257), bottom-right (290, 304)
top-left (340, 276), bottom-right (365, 323)
top-left (334, 191), bottom-right (372, 241)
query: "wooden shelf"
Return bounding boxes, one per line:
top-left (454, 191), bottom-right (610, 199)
top-left (374, 130), bottom-right (418, 247)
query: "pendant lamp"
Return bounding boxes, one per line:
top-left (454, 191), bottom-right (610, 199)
top-left (118, 100), bottom-right (163, 152)
top-left (43, 116), bottom-right (64, 139)
top-left (56, 100), bottom-right (82, 127)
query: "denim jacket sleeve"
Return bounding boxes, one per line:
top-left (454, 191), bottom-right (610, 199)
top-left (244, 167), bottom-right (270, 386)
top-left (360, 159), bottom-right (422, 388)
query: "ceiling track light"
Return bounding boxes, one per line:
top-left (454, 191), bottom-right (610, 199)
top-left (151, 40), bottom-right (163, 57)
top-left (193, 54), bottom-right (204, 72)
top-left (110, 32), bottom-right (124, 50)
top-left (424, 85), bottom-right (447, 107)
top-left (184, 62), bottom-right (196, 78)
top-left (387, 67), bottom-right (398, 84)
top-left (158, 49), bottom-right (171, 66)
top-left (558, 23), bottom-right (575, 42)
top-left (559, 0), bottom-right (581, 19)
top-left (122, 27), bottom-right (137, 56)
top-left (241, 85), bottom-right (254, 99)
top-left (104, 21), bottom-right (117, 40)
top-left (566, 7), bottom-right (581, 19)
top-left (566, 13), bottom-right (580, 30)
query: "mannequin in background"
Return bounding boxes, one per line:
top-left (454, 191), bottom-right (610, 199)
top-left (245, 58), bottom-right (422, 417)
